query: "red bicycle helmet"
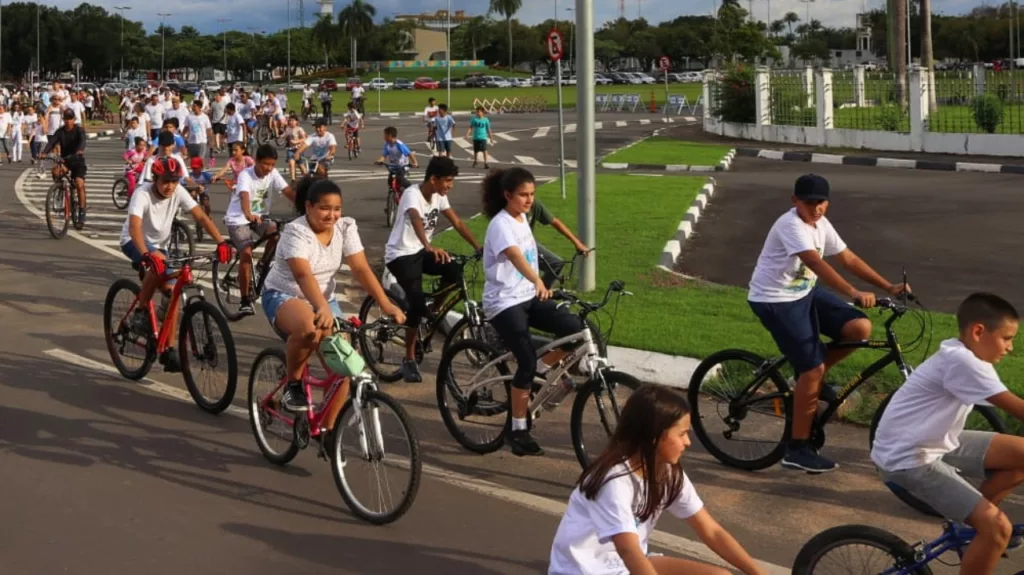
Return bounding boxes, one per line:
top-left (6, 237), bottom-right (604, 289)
top-left (150, 156), bottom-right (181, 180)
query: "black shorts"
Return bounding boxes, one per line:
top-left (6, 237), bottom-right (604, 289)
top-left (64, 156), bottom-right (87, 180)
top-left (473, 139), bottom-right (488, 153)
top-left (212, 123), bottom-right (227, 135)
top-left (436, 140), bottom-right (452, 153)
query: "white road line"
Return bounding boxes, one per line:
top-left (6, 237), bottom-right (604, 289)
top-left (594, 122), bottom-right (604, 130)
top-left (615, 121), bottom-right (628, 128)
top-left (495, 132), bottom-right (518, 142)
top-left (453, 137), bottom-right (472, 149)
top-left (563, 159), bottom-right (578, 169)
top-left (42, 345), bottom-right (789, 575)
top-left (565, 124), bottom-right (577, 133)
top-left (533, 127), bottom-right (550, 138)
top-left (514, 155), bottom-right (543, 166)
top-left (639, 119), bottom-right (651, 125)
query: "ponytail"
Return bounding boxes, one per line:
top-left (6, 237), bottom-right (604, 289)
top-left (294, 176), bottom-right (342, 216)
top-left (481, 167), bottom-right (536, 219)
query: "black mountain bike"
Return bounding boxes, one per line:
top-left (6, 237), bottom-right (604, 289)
top-left (211, 219), bottom-right (283, 321)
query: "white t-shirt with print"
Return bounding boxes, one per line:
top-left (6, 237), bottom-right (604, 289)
top-left (344, 110), bottom-right (362, 129)
top-left (549, 464), bottom-right (704, 575)
top-left (482, 209), bottom-right (538, 319)
top-left (118, 183), bottom-right (198, 249)
top-left (871, 338), bottom-right (1009, 472)
top-left (747, 208), bottom-right (847, 303)
top-left (184, 113), bottom-right (212, 145)
top-left (423, 105), bottom-right (439, 123)
top-left (304, 132), bottom-right (337, 159)
top-left (384, 184), bottom-right (450, 264)
top-left (225, 112), bottom-right (245, 143)
top-left (224, 166), bottom-right (289, 227)
top-left (262, 216), bottom-right (365, 301)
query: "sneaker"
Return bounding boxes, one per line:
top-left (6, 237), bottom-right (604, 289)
top-left (238, 299), bottom-right (255, 316)
top-left (129, 308), bottom-right (151, 334)
top-left (160, 347), bottom-right (182, 373)
top-left (282, 382), bottom-right (310, 412)
top-left (781, 444), bottom-right (838, 474)
top-left (507, 430), bottom-right (544, 456)
top-left (77, 208), bottom-right (86, 225)
top-left (400, 359), bottom-right (423, 383)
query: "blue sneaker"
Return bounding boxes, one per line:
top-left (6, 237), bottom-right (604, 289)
top-left (781, 444), bottom-right (838, 474)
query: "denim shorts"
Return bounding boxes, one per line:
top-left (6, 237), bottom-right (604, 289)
top-left (749, 288), bottom-right (866, 375)
top-left (261, 288), bottom-right (343, 331)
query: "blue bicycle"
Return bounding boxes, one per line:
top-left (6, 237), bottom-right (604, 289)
top-left (792, 521), bottom-right (1024, 574)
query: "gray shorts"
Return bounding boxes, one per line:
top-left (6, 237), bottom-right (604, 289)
top-left (228, 220), bottom-right (274, 250)
top-left (880, 430), bottom-right (995, 522)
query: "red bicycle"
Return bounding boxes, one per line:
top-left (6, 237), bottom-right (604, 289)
top-left (378, 163), bottom-right (409, 228)
top-left (111, 164), bottom-right (144, 209)
top-left (344, 126), bottom-right (360, 160)
top-left (102, 252), bottom-right (239, 414)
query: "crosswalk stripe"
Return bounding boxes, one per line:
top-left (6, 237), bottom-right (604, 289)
top-left (514, 155), bottom-right (543, 166)
top-left (533, 127), bottom-right (550, 138)
top-left (564, 159), bottom-right (578, 169)
top-left (595, 122), bottom-right (604, 130)
top-left (453, 137), bottom-right (472, 149)
top-left (566, 124), bottom-right (577, 133)
top-left (640, 119), bottom-right (651, 125)
top-left (495, 132), bottom-right (518, 142)
top-left (615, 121), bottom-right (628, 127)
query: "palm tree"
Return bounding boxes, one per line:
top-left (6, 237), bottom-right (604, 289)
top-left (783, 11), bottom-right (800, 35)
top-left (769, 19), bottom-right (785, 37)
top-left (338, 0), bottom-right (376, 72)
top-left (463, 16), bottom-right (490, 61)
top-left (312, 13), bottom-right (336, 68)
top-left (489, 0), bottom-right (522, 69)
top-left (920, 0), bottom-right (936, 111)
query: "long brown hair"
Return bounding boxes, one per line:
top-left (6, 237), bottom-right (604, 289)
top-left (578, 385), bottom-right (690, 522)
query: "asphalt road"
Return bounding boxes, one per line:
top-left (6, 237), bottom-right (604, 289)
top-left (4, 116), bottom-right (1024, 575)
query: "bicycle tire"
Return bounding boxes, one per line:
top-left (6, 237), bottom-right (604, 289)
top-left (211, 255), bottom-right (246, 322)
top-left (179, 299), bottom-right (238, 414)
top-left (103, 278), bottom-right (156, 380)
top-left (687, 348), bottom-right (792, 470)
top-left (385, 190), bottom-right (397, 228)
top-left (70, 186), bottom-right (84, 231)
top-left (111, 177), bottom-right (130, 210)
top-left (169, 219), bottom-right (195, 259)
top-left (443, 316), bottom-right (504, 354)
top-left (45, 182), bottom-right (69, 238)
top-left (247, 348), bottom-right (299, 465)
top-left (331, 389), bottom-right (422, 525)
top-left (570, 371), bottom-right (641, 469)
top-left (357, 293), bottom-right (407, 383)
top-left (435, 338), bottom-right (512, 454)
top-left (869, 391), bottom-right (1006, 518)
top-left (255, 123), bottom-right (270, 146)
top-left (792, 524), bottom-right (932, 575)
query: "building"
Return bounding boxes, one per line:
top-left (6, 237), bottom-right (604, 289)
top-left (317, 0), bottom-right (332, 18)
top-left (394, 9), bottom-right (472, 31)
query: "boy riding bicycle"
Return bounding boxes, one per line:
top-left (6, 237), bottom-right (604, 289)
top-left (375, 126), bottom-right (418, 191)
top-left (119, 156), bottom-right (230, 372)
top-left (342, 102), bottom-right (363, 154)
top-left (872, 293), bottom-right (1024, 575)
top-left (747, 174), bottom-right (907, 473)
top-left (294, 118), bottom-right (337, 178)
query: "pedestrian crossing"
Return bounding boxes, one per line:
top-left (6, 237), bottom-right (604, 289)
top-left (507, 115), bottom-right (698, 141)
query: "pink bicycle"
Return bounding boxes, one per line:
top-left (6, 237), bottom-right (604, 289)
top-left (247, 315), bottom-right (421, 525)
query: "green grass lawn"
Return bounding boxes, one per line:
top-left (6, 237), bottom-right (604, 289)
top-left (432, 173), bottom-right (1024, 427)
top-left (601, 138), bottom-right (730, 166)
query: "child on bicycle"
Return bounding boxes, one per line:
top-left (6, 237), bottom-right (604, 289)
top-left (122, 136), bottom-right (149, 193)
top-left (212, 141), bottom-right (254, 189)
top-left (283, 114), bottom-right (307, 181)
top-left (423, 97), bottom-right (438, 144)
top-left (375, 126), bottom-right (418, 191)
top-left (182, 156), bottom-right (213, 222)
top-left (294, 118), bottom-right (337, 178)
top-left (260, 176), bottom-right (405, 412)
top-left (224, 144), bottom-right (296, 316)
top-left (526, 198), bottom-right (589, 289)
top-left (384, 156), bottom-right (481, 383)
top-left (872, 293), bottom-right (1024, 575)
top-left (481, 167), bottom-right (583, 456)
top-left (747, 173), bottom-right (906, 473)
top-left (342, 102), bottom-right (363, 154)
top-left (550, 385), bottom-right (769, 575)
top-left (119, 156), bottom-right (231, 373)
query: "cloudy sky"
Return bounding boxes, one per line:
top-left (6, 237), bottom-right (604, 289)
top-left (88, 0), bottom-right (984, 37)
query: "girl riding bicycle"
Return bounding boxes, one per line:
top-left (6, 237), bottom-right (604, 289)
top-left (260, 176), bottom-right (406, 412)
top-left (212, 141), bottom-right (255, 191)
top-left (549, 385), bottom-right (768, 575)
top-left (122, 136), bottom-right (149, 194)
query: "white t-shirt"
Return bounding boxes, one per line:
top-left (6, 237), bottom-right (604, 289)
top-left (549, 464), bottom-right (704, 575)
top-left (225, 112), bottom-right (245, 143)
top-left (423, 105), bottom-right (439, 123)
top-left (304, 132), bottom-right (337, 159)
top-left (0, 112), bottom-right (12, 135)
top-left (262, 216), bottom-right (364, 301)
top-left (351, 86), bottom-right (365, 100)
top-left (71, 101), bottom-right (86, 125)
top-left (145, 103), bottom-right (165, 128)
top-left (184, 113), bottom-right (212, 144)
top-left (141, 153), bottom-right (187, 182)
top-left (344, 110), bottom-right (362, 129)
top-left (224, 166), bottom-right (289, 227)
top-left (165, 105), bottom-right (188, 127)
top-left (482, 210), bottom-right (538, 319)
top-left (871, 338), bottom-right (1009, 472)
top-left (747, 208), bottom-right (847, 303)
top-left (118, 183), bottom-right (198, 249)
top-left (384, 185), bottom-right (450, 264)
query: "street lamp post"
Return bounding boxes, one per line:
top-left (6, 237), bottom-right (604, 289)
top-left (115, 6), bottom-right (130, 81)
top-left (287, 0), bottom-right (292, 90)
top-left (565, 7), bottom-right (575, 73)
top-left (446, 0), bottom-right (451, 106)
top-left (158, 12), bottom-right (172, 82)
top-left (247, 27), bottom-right (260, 81)
top-left (35, 3), bottom-right (39, 83)
top-left (217, 18), bottom-right (230, 82)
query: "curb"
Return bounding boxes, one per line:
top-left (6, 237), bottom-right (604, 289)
top-left (734, 147), bottom-right (1024, 174)
top-left (600, 148), bottom-right (736, 173)
top-left (86, 130), bottom-right (116, 140)
top-left (657, 177), bottom-right (716, 271)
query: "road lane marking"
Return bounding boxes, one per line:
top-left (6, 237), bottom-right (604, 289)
top-left (565, 124), bottom-right (577, 133)
top-left (42, 345), bottom-right (789, 575)
top-left (640, 119), bottom-right (651, 125)
top-left (615, 121), bottom-right (628, 127)
top-left (495, 132), bottom-right (518, 142)
top-left (515, 155), bottom-right (544, 166)
top-left (594, 122), bottom-right (604, 130)
top-left (533, 127), bottom-right (550, 138)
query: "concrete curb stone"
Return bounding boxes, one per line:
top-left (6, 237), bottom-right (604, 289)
top-left (734, 146), bottom-right (1024, 174)
top-left (599, 147), bottom-right (736, 172)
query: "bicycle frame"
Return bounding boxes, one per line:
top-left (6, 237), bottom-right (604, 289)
top-left (882, 522), bottom-right (1024, 574)
top-left (406, 258), bottom-right (482, 346)
top-left (116, 261), bottom-right (201, 356)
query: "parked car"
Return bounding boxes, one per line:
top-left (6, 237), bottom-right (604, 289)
top-left (594, 73), bottom-right (612, 85)
top-left (102, 82), bottom-right (127, 96)
top-left (532, 75), bottom-right (553, 87)
top-left (366, 78), bottom-right (393, 90)
top-left (180, 81), bottom-right (199, 93)
top-left (345, 77), bottom-right (362, 91)
top-left (200, 80), bottom-right (221, 92)
top-left (484, 76), bottom-right (511, 88)
top-left (509, 77), bottom-right (533, 87)
top-left (319, 79), bottom-right (339, 91)
top-left (414, 77), bottom-right (439, 89)
top-left (393, 77), bottom-right (414, 90)
top-left (464, 73), bottom-right (489, 88)
top-left (439, 77), bottom-right (467, 88)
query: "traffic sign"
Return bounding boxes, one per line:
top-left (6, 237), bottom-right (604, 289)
top-left (659, 56), bottom-right (671, 71)
top-left (547, 30), bottom-right (564, 62)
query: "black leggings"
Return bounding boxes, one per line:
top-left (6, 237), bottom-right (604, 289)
top-left (386, 250), bottom-right (463, 328)
top-left (489, 298), bottom-right (584, 390)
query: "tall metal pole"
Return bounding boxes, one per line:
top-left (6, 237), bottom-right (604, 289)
top-left (556, 0), bottom-right (566, 200)
top-left (575, 0), bottom-right (595, 291)
top-left (218, 18), bottom-right (230, 82)
top-left (566, 7), bottom-right (575, 73)
top-left (115, 6), bottom-right (130, 81)
top-left (446, 0), bottom-right (451, 105)
top-left (158, 13), bottom-right (172, 82)
top-left (35, 2), bottom-right (39, 83)
top-left (287, 0), bottom-right (292, 89)
top-left (906, 0), bottom-right (911, 67)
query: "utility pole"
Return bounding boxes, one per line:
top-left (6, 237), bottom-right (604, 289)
top-left (576, 0), bottom-right (595, 291)
top-left (158, 12), bottom-right (172, 82)
top-left (115, 6), bottom-right (130, 81)
top-left (218, 18), bottom-right (230, 82)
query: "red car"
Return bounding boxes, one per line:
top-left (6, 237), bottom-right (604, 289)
top-left (345, 77), bottom-right (362, 91)
top-left (319, 79), bottom-right (338, 91)
top-left (414, 77), bottom-right (439, 90)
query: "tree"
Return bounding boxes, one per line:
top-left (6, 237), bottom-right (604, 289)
top-left (461, 16), bottom-right (491, 60)
top-left (921, 0), bottom-right (936, 111)
top-left (338, 0), bottom-right (376, 71)
top-left (312, 13), bottom-right (337, 68)
top-left (489, 0), bottom-right (523, 68)
top-left (783, 11), bottom-right (800, 35)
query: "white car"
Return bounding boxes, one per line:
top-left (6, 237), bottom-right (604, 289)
top-left (532, 75), bottom-right (553, 87)
top-left (509, 77), bottom-right (533, 87)
top-left (594, 73), bottom-right (612, 85)
top-left (366, 78), bottom-right (393, 90)
top-left (200, 80), bottom-right (221, 91)
top-left (485, 76), bottom-right (511, 88)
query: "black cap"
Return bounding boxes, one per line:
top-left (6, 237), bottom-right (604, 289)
top-left (314, 118), bottom-right (328, 127)
top-left (62, 108), bottom-right (76, 120)
top-left (794, 174), bottom-right (830, 201)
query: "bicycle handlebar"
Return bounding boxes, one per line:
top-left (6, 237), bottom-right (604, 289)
top-left (552, 280), bottom-right (632, 314)
top-left (334, 315), bottom-right (403, 337)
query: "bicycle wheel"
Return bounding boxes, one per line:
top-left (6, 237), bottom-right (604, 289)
top-left (70, 187), bottom-right (84, 231)
top-left (792, 524), bottom-right (932, 575)
top-left (45, 183), bottom-right (69, 238)
top-left (347, 139), bottom-right (354, 161)
top-left (331, 389), bottom-right (422, 525)
top-left (103, 279), bottom-right (156, 380)
top-left (247, 348), bottom-right (299, 465)
top-left (357, 293), bottom-right (408, 383)
top-left (169, 219), bottom-right (195, 259)
top-left (443, 316), bottom-right (505, 355)
top-left (688, 348), bottom-right (792, 470)
top-left (869, 391), bottom-right (1005, 518)
top-left (384, 189), bottom-right (397, 228)
top-left (111, 177), bottom-right (130, 209)
top-left (435, 338), bottom-right (512, 454)
top-left (179, 299), bottom-right (238, 414)
top-left (211, 255), bottom-right (246, 321)
top-left (570, 370), bottom-right (641, 469)
top-left (255, 123), bottom-right (270, 146)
